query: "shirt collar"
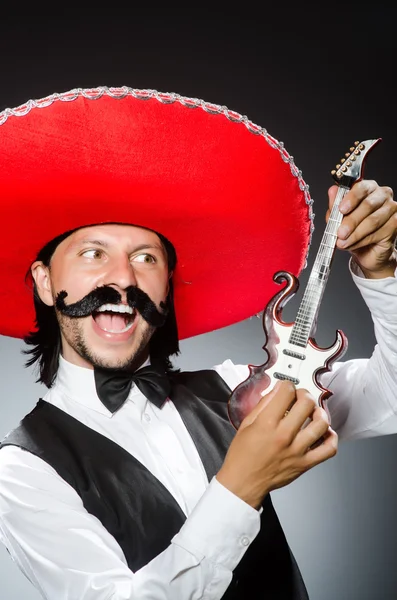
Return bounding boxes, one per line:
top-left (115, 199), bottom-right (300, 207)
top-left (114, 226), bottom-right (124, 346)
top-left (47, 355), bottom-right (151, 418)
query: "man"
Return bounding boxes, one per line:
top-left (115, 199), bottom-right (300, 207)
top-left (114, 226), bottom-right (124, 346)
top-left (0, 86), bottom-right (396, 600)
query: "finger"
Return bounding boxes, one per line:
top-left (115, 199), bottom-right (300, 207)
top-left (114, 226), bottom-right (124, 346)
top-left (282, 388), bottom-right (317, 435)
top-left (240, 380), bottom-right (286, 427)
top-left (337, 184), bottom-right (391, 239)
top-left (295, 406), bottom-right (330, 452)
top-left (301, 427), bottom-right (338, 468)
top-left (254, 380), bottom-right (297, 424)
top-left (338, 179), bottom-right (379, 214)
top-left (327, 185), bottom-right (339, 212)
top-left (339, 208), bottom-right (397, 252)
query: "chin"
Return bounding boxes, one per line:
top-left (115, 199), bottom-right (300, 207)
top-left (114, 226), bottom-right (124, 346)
top-left (89, 342), bottom-right (149, 372)
top-left (62, 319), bottom-right (151, 371)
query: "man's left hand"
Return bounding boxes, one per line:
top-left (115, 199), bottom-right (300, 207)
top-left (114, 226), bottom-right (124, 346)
top-left (326, 180), bottom-right (397, 279)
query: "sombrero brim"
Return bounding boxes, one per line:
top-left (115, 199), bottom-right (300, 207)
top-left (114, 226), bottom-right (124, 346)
top-left (0, 87), bottom-right (313, 340)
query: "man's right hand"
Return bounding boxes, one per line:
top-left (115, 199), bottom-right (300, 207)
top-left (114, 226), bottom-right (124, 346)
top-left (216, 380), bottom-right (338, 509)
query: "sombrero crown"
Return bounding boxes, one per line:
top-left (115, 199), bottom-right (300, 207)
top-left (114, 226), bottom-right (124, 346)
top-left (0, 86), bottom-right (314, 340)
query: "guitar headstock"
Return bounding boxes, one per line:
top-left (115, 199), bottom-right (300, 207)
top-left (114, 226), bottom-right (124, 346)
top-left (331, 138), bottom-right (381, 188)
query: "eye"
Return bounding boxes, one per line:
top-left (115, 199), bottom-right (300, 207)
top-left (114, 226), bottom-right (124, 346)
top-left (81, 249), bottom-right (104, 259)
top-left (132, 253), bottom-right (157, 264)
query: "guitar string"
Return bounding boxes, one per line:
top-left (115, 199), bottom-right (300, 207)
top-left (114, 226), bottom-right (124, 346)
top-left (290, 234), bottom-right (344, 338)
top-left (289, 187), bottom-right (347, 345)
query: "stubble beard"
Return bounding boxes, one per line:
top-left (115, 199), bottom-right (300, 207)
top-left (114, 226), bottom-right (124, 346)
top-left (58, 313), bottom-right (155, 373)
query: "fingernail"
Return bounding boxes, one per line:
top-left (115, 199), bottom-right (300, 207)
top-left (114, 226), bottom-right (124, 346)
top-left (339, 202), bottom-right (350, 214)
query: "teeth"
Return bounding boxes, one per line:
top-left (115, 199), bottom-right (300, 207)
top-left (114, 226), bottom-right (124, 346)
top-left (97, 304), bottom-right (134, 314)
top-left (101, 321), bottom-right (135, 334)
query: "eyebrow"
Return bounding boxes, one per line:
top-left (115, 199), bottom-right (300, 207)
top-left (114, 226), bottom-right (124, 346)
top-left (69, 239), bottom-right (165, 253)
top-left (79, 239), bottom-right (110, 248)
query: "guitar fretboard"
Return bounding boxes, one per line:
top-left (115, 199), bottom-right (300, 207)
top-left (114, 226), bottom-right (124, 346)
top-left (289, 186), bottom-right (348, 347)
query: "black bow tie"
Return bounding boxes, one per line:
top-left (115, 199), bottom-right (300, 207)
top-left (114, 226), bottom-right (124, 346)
top-left (94, 363), bottom-right (171, 413)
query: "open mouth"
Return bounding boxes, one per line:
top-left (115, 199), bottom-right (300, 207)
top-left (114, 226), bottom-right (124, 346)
top-left (92, 303), bottom-right (137, 334)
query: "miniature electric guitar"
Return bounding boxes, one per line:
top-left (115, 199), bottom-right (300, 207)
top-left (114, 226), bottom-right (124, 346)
top-left (228, 138), bottom-right (381, 430)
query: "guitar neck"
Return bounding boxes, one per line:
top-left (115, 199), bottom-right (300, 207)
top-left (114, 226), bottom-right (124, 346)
top-left (289, 186), bottom-right (348, 347)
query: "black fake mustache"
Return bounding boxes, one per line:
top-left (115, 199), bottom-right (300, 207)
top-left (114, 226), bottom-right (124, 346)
top-left (55, 285), bottom-right (168, 328)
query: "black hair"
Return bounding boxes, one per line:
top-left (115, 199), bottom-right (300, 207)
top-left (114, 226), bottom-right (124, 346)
top-left (23, 224), bottom-right (180, 387)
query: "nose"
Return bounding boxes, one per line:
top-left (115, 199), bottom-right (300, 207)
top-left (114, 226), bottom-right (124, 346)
top-left (104, 255), bottom-right (137, 293)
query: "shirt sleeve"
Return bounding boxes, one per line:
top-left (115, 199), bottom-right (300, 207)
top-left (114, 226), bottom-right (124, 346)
top-left (319, 259), bottom-right (397, 440)
top-left (0, 445), bottom-right (260, 600)
top-left (213, 259), bottom-right (397, 441)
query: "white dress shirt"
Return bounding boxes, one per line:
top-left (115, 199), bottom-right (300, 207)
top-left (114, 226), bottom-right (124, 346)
top-left (0, 261), bottom-right (396, 600)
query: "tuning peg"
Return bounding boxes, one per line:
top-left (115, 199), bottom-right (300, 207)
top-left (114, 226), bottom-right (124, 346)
top-left (336, 164), bottom-right (341, 169)
top-left (354, 141), bottom-right (360, 145)
top-left (341, 158), bottom-right (345, 163)
top-left (345, 152), bottom-right (350, 157)
top-left (331, 169), bottom-right (337, 175)
top-left (350, 147), bottom-right (355, 151)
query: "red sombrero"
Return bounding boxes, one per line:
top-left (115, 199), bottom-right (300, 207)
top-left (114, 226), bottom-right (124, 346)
top-left (0, 86), bottom-right (314, 340)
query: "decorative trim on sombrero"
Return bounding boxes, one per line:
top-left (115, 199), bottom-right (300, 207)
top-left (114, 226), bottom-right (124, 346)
top-left (1, 86), bottom-right (315, 340)
top-left (0, 86), bottom-right (315, 266)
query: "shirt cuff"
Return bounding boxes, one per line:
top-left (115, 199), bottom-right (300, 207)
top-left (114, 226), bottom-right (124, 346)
top-left (171, 476), bottom-right (261, 571)
top-left (349, 257), bottom-right (397, 322)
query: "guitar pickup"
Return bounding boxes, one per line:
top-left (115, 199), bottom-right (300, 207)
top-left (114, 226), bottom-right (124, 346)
top-left (273, 372), bottom-right (300, 385)
top-left (283, 349), bottom-right (306, 360)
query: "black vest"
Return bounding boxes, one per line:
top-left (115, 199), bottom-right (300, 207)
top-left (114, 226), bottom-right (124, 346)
top-left (0, 369), bottom-right (308, 599)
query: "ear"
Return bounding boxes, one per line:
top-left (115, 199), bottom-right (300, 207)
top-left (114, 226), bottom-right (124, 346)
top-left (31, 261), bottom-right (55, 307)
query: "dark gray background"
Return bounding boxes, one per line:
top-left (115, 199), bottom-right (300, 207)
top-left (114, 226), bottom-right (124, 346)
top-left (0, 10), bottom-right (396, 599)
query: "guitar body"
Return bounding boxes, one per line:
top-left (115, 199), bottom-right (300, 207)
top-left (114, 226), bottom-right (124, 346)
top-left (228, 271), bottom-right (348, 430)
top-left (227, 138), bottom-right (380, 431)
